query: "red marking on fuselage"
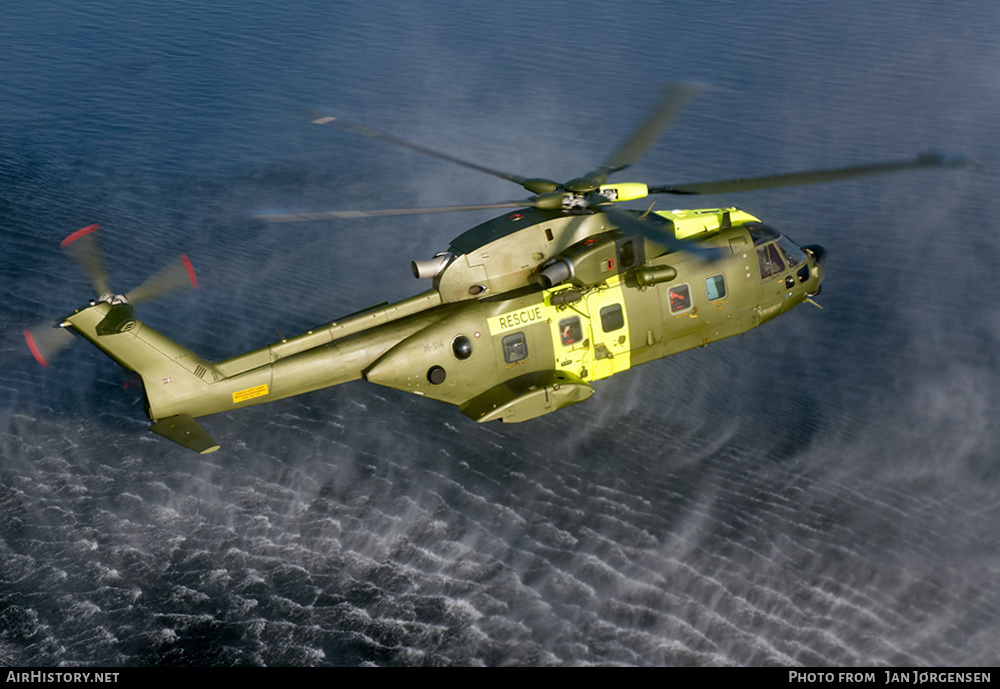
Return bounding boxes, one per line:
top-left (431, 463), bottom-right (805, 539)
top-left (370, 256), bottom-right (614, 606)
top-left (60, 224), bottom-right (100, 248)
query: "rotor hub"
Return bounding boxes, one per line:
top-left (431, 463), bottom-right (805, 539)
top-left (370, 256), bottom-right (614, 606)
top-left (563, 176), bottom-right (601, 194)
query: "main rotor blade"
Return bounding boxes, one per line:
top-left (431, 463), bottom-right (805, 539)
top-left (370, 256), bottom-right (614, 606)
top-left (257, 201), bottom-right (533, 222)
top-left (310, 113), bottom-right (529, 187)
top-left (60, 224), bottom-right (110, 296)
top-left (125, 254), bottom-right (198, 305)
top-left (598, 83), bottom-right (703, 176)
top-left (597, 201), bottom-right (722, 261)
top-left (649, 152), bottom-right (979, 196)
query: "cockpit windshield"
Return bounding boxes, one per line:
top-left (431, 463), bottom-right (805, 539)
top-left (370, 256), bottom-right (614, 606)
top-left (756, 234), bottom-right (809, 280)
top-left (746, 222), bottom-right (780, 246)
top-left (748, 223), bottom-right (811, 280)
top-left (776, 236), bottom-right (806, 269)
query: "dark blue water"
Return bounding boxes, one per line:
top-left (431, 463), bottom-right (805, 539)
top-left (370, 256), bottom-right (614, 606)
top-left (1, 0), bottom-right (998, 666)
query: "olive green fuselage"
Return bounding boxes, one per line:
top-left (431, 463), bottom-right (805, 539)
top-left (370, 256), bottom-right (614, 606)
top-left (63, 206), bottom-right (824, 450)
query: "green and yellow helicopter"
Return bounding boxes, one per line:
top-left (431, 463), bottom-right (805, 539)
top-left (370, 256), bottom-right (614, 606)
top-left (26, 86), bottom-right (975, 453)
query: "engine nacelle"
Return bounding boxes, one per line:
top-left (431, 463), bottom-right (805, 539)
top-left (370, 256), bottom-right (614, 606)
top-left (537, 259), bottom-right (573, 288)
top-left (412, 253), bottom-right (451, 279)
top-left (536, 232), bottom-right (644, 289)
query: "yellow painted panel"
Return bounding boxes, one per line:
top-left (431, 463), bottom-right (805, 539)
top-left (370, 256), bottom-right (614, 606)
top-left (487, 305), bottom-right (546, 335)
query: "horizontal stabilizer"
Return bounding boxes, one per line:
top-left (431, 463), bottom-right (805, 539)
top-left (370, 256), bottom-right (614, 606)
top-left (149, 414), bottom-right (220, 454)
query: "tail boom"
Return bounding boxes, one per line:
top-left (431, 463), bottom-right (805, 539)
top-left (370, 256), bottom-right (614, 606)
top-left (60, 292), bottom-right (451, 452)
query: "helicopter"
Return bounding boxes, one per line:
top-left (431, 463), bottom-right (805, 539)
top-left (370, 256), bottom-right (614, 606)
top-left (25, 85), bottom-right (975, 454)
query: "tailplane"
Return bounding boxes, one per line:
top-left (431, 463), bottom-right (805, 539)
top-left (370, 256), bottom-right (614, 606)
top-left (149, 415), bottom-right (220, 454)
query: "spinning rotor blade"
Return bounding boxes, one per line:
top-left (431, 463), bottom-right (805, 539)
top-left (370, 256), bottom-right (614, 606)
top-left (125, 254), bottom-right (198, 305)
top-left (649, 152), bottom-right (979, 196)
top-left (60, 224), bottom-right (110, 296)
top-left (24, 323), bottom-right (75, 368)
top-left (26, 225), bottom-right (198, 367)
top-left (304, 84), bottom-right (701, 209)
top-left (310, 113), bottom-right (530, 187)
top-left (598, 83), bottom-right (703, 176)
top-left (258, 201), bottom-right (532, 222)
top-left (26, 223), bottom-right (107, 367)
top-left (596, 198), bottom-right (722, 261)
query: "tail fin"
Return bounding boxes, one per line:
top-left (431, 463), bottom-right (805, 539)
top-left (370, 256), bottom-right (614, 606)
top-left (36, 225), bottom-right (225, 452)
top-left (62, 301), bottom-right (223, 452)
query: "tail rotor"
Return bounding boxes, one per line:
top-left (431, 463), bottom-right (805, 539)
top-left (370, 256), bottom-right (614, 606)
top-left (25, 224), bottom-right (198, 367)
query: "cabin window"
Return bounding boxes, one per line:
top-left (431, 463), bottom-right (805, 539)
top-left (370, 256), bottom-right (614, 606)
top-left (705, 274), bottom-right (727, 301)
top-left (559, 317), bottom-right (583, 346)
top-left (502, 332), bottom-right (528, 364)
top-left (600, 304), bottom-right (624, 332)
top-left (452, 335), bottom-right (473, 360)
top-left (667, 284), bottom-right (692, 314)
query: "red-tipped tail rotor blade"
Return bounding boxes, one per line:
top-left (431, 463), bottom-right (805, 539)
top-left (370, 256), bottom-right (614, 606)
top-left (124, 253), bottom-right (198, 305)
top-left (59, 223), bottom-right (99, 248)
top-left (24, 325), bottom-right (76, 368)
top-left (61, 223), bottom-right (110, 296)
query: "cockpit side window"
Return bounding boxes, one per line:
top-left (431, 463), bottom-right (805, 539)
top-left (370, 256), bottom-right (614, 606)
top-left (757, 246), bottom-right (773, 279)
top-left (757, 242), bottom-right (786, 279)
top-left (767, 244), bottom-right (786, 274)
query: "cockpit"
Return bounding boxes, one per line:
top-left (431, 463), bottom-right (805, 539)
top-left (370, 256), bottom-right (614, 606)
top-left (746, 222), bottom-right (824, 290)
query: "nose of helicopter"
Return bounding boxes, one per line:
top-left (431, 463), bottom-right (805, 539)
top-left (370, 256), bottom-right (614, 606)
top-left (804, 244), bottom-right (827, 284)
